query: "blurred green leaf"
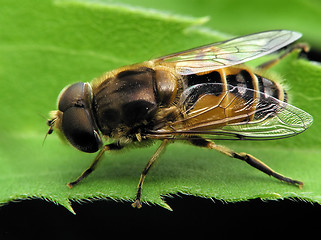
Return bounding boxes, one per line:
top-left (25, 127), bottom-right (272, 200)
top-left (100, 0), bottom-right (321, 50)
top-left (0, 0), bottom-right (320, 212)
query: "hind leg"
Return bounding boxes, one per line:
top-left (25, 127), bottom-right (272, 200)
top-left (258, 43), bottom-right (309, 70)
top-left (189, 137), bottom-right (303, 188)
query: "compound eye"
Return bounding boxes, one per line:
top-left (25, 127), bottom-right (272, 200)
top-left (58, 82), bottom-right (91, 112)
top-left (62, 107), bottom-right (102, 153)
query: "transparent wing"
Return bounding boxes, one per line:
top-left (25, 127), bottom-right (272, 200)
top-left (146, 83), bottom-right (313, 140)
top-left (156, 30), bottom-right (302, 75)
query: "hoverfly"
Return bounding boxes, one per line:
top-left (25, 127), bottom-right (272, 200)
top-left (47, 30), bottom-right (313, 208)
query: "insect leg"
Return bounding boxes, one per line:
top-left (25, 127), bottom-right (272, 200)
top-left (258, 43), bottom-right (309, 70)
top-left (189, 137), bottom-right (303, 188)
top-left (132, 139), bottom-right (169, 209)
top-left (67, 143), bottom-right (123, 188)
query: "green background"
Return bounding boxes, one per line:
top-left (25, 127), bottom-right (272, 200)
top-left (0, 0), bottom-right (320, 212)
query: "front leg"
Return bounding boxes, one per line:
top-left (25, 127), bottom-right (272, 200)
top-left (67, 143), bottom-right (123, 188)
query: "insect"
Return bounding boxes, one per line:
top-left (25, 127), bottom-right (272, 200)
top-left (47, 30), bottom-right (313, 208)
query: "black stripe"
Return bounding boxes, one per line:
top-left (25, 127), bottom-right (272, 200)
top-left (183, 71), bottom-right (223, 112)
top-left (226, 70), bottom-right (254, 102)
top-left (257, 75), bottom-right (265, 95)
top-left (259, 76), bottom-right (280, 100)
top-left (186, 71), bottom-right (222, 87)
top-left (182, 83), bottom-right (225, 112)
top-left (255, 75), bottom-right (282, 120)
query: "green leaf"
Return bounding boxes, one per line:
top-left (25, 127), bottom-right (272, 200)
top-left (1, 0), bottom-right (321, 212)
top-left (102, 0), bottom-right (321, 50)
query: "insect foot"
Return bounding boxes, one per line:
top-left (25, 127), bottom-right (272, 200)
top-left (132, 199), bottom-right (143, 209)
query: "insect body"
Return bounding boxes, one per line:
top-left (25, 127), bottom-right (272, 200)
top-left (47, 30), bottom-right (313, 208)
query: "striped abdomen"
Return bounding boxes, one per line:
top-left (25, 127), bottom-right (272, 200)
top-left (179, 67), bottom-right (287, 130)
top-left (184, 67), bottom-right (287, 103)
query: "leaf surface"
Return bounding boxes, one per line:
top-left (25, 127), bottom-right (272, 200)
top-left (0, 0), bottom-right (320, 212)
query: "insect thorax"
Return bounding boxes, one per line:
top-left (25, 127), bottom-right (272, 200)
top-left (92, 65), bottom-right (178, 138)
